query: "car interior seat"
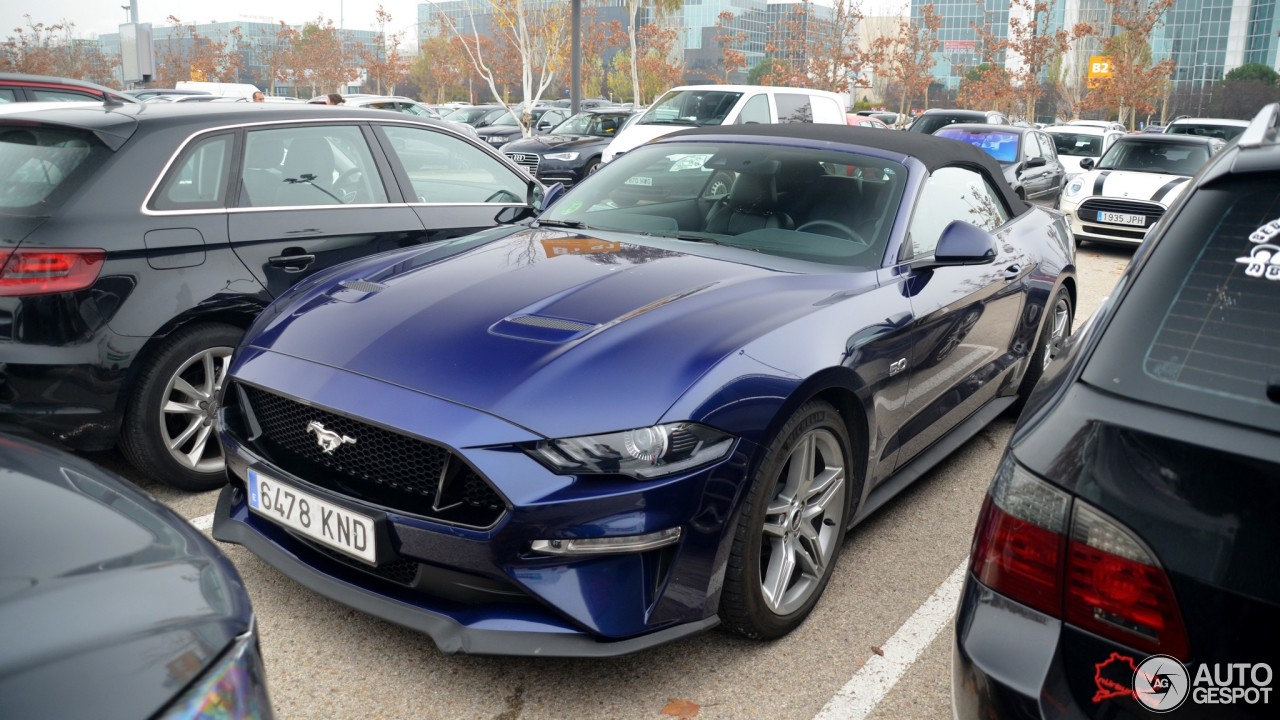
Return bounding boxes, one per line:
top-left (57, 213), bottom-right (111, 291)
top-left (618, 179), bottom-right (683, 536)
top-left (240, 135), bottom-right (288, 206)
top-left (704, 170), bottom-right (794, 235)
top-left (278, 135), bottom-right (338, 205)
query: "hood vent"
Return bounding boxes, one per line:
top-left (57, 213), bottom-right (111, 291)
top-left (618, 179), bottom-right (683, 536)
top-left (490, 314), bottom-right (596, 343)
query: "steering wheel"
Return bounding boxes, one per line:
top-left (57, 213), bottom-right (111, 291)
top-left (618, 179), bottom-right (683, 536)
top-left (796, 220), bottom-right (868, 247)
top-left (485, 189), bottom-right (522, 203)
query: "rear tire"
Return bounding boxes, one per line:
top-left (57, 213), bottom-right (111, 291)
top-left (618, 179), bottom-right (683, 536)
top-left (1011, 287), bottom-right (1073, 414)
top-left (121, 323), bottom-right (242, 491)
top-left (721, 401), bottom-right (851, 640)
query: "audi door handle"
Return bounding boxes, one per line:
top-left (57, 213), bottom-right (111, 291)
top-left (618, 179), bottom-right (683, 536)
top-left (268, 253), bottom-right (316, 271)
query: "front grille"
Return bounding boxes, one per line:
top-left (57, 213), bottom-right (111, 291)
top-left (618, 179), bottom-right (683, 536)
top-left (304, 537), bottom-right (422, 586)
top-left (505, 152), bottom-right (540, 176)
top-left (236, 384), bottom-right (506, 528)
top-left (1078, 198), bottom-right (1165, 227)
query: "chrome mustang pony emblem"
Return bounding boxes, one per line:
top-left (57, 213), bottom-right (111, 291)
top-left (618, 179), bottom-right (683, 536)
top-left (306, 421), bottom-right (357, 454)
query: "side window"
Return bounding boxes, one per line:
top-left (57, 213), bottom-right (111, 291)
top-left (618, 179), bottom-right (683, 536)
top-left (1038, 133), bottom-right (1057, 159)
top-left (735, 94), bottom-right (770, 125)
top-left (242, 125), bottom-right (388, 208)
top-left (152, 133), bottom-right (233, 211)
top-left (0, 89), bottom-right (17, 102)
top-left (31, 89), bottom-right (98, 102)
top-left (381, 124), bottom-right (527, 204)
top-left (1023, 133), bottom-right (1042, 160)
top-left (775, 94), bottom-right (814, 123)
top-left (809, 96), bottom-right (843, 123)
top-left (905, 167), bottom-right (1009, 258)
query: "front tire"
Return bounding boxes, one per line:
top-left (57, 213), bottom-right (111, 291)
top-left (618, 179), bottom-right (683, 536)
top-left (121, 323), bottom-right (242, 491)
top-left (721, 400), bottom-right (852, 640)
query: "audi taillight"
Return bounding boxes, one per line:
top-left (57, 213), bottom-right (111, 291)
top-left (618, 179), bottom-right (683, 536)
top-left (0, 248), bottom-right (105, 296)
top-left (970, 457), bottom-right (1190, 659)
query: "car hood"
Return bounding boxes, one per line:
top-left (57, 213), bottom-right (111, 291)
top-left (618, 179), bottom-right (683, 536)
top-left (1078, 168), bottom-right (1192, 203)
top-left (247, 230), bottom-right (853, 437)
top-left (0, 435), bottom-right (250, 718)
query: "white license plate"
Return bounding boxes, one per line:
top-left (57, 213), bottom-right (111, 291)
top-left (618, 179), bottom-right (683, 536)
top-left (1097, 211), bottom-right (1146, 227)
top-left (625, 176), bottom-right (653, 186)
top-left (248, 469), bottom-right (378, 564)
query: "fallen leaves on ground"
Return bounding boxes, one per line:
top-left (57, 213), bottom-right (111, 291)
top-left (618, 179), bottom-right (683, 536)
top-left (661, 698), bottom-right (701, 718)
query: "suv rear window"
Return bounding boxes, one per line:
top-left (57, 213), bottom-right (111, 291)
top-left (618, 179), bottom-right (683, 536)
top-left (1083, 175), bottom-right (1280, 430)
top-left (0, 124), bottom-right (110, 214)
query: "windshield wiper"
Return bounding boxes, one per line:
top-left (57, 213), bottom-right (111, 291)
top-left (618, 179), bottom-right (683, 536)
top-left (536, 219), bottom-right (586, 229)
top-left (673, 233), bottom-right (727, 246)
top-left (644, 119), bottom-right (699, 126)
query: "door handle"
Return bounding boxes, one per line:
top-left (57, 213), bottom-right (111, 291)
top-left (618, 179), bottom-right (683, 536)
top-left (1003, 264), bottom-right (1022, 281)
top-left (268, 253), bottom-right (316, 271)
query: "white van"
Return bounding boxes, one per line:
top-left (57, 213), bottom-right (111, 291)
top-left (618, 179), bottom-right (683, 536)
top-left (174, 81), bottom-right (261, 99)
top-left (601, 84), bottom-right (847, 163)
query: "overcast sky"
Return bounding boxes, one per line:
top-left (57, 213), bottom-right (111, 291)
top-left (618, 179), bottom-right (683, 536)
top-left (4, 0), bottom-right (909, 40)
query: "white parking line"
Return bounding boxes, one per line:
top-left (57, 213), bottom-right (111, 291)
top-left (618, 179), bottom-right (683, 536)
top-left (813, 560), bottom-right (968, 720)
top-left (190, 513), bottom-right (214, 531)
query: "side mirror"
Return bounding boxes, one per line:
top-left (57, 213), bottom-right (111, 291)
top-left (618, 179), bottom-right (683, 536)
top-left (1025, 156), bottom-right (1047, 168)
top-left (1079, 158), bottom-right (1095, 171)
top-left (916, 221), bottom-right (998, 269)
top-left (531, 181), bottom-right (565, 214)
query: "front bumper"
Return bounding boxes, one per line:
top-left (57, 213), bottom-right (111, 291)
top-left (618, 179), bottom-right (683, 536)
top-left (1058, 198), bottom-right (1160, 246)
top-left (213, 348), bottom-right (751, 656)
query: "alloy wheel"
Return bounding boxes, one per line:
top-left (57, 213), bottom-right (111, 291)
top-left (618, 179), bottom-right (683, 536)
top-left (160, 346), bottom-right (233, 473)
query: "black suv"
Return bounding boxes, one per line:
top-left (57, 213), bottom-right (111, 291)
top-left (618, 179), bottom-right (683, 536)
top-left (953, 103), bottom-right (1280, 718)
top-left (0, 102), bottom-right (543, 489)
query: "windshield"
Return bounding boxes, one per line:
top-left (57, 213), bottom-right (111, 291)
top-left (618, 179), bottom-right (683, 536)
top-left (0, 124), bottom-right (110, 214)
top-left (1047, 132), bottom-right (1102, 157)
top-left (1098, 139), bottom-right (1210, 175)
top-left (934, 128), bottom-right (1020, 164)
top-left (638, 90), bottom-right (743, 127)
top-left (552, 112), bottom-right (632, 137)
top-left (541, 141), bottom-right (907, 268)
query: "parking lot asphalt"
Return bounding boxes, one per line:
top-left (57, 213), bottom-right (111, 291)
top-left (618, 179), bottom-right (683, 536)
top-left (82, 243), bottom-right (1134, 720)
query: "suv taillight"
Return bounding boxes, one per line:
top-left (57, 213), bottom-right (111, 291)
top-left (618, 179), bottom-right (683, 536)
top-left (970, 458), bottom-right (1190, 659)
top-left (0, 248), bottom-right (105, 296)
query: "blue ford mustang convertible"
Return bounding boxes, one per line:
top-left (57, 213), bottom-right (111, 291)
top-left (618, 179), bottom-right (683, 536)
top-left (212, 125), bottom-right (1077, 656)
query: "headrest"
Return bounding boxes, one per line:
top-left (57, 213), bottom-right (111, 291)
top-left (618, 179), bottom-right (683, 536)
top-left (728, 172), bottom-right (777, 208)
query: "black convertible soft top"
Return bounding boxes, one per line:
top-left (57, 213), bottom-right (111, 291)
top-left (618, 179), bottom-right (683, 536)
top-left (662, 123), bottom-right (1030, 214)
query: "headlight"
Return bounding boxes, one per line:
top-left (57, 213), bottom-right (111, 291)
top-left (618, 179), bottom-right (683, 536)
top-left (1064, 177), bottom-right (1085, 198)
top-left (161, 624), bottom-right (271, 719)
top-left (544, 151), bottom-right (579, 161)
top-left (527, 422), bottom-right (734, 479)
top-left (487, 136), bottom-right (507, 145)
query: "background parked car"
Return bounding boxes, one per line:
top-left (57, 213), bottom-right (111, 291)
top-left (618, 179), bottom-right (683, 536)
top-left (846, 113), bottom-right (891, 129)
top-left (475, 105), bottom-right (571, 149)
top-left (0, 72), bottom-right (138, 104)
top-left (123, 87), bottom-right (213, 101)
top-left (0, 430), bottom-right (272, 718)
top-left (1058, 133), bottom-right (1222, 245)
top-left (1042, 123), bottom-right (1125, 175)
top-left (907, 108), bottom-right (1008, 133)
top-left (601, 84), bottom-right (847, 162)
top-left (502, 107), bottom-right (637, 185)
top-left (1164, 115), bottom-right (1249, 141)
top-left (0, 102), bottom-right (542, 490)
top-left (954, 103), bottom-right (1280, 720)
top-left (212, 123), bottom-right (1075, 657)
top-left (442, 104), bottom-right (510, 128)
top-left (935, 123), bottom-right (1067, 206)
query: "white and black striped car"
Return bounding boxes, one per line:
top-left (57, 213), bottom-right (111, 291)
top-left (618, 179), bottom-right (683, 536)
top-left (1058, 134), bottom-right (1224, 246)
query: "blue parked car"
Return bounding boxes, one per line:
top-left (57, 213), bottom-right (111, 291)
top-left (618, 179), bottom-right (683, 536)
top-left (213, 124), bottom-right (1077, 656)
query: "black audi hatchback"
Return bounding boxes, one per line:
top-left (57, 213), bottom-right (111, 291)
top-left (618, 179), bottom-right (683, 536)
top-left (953, 104), bottom-right (1280, 717)
top-left (0, 101), bottom-right (544, 490)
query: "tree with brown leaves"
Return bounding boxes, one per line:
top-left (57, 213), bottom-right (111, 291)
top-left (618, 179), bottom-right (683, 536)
top-left (0, 16), bottom-right (118, 85)
top-left (154, 16), bottom-right (245, 86)
top-left (1083, 0), bottom-right (1176, 127)
top-left (872, 3), bottom-right (942, 117)
top-left (714, 11), bottom-right (749, 84)
top-left (1004, 0), bottom-right (1092, 120)
top-left (293, 16), bottom-right (358, 97)
top-left (359, 6), bottom-right (411, 96)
